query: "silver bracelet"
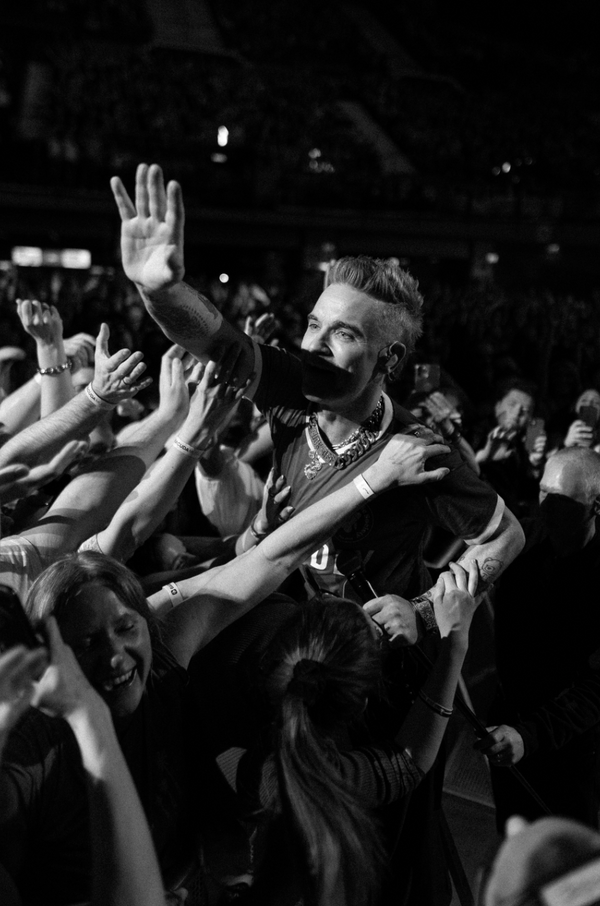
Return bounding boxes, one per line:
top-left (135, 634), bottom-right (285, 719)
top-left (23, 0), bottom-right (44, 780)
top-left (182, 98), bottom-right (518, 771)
top-left (418, 688), bottom-right (453, 718)
top-left (85, 383), bottom-right (115, 410)
top-left (37, 361), bottom-right (70, 376)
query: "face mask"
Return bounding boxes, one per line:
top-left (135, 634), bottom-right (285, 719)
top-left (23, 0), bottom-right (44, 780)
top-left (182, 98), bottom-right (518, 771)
top-left (539, 493), bottom-right (595, 551)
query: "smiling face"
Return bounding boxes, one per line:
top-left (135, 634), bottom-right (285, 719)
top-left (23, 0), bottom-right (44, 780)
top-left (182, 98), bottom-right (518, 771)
top-left (59, 582), bottom-right (152, 722)
top-left (300, 284), bottom-right (388, 413)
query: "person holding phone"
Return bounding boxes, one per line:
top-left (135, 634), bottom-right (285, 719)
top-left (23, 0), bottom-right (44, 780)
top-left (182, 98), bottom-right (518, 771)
top-left (563, 389), bottom-right (600, 451)
top-left (475, 380), bottom-right (547, 517)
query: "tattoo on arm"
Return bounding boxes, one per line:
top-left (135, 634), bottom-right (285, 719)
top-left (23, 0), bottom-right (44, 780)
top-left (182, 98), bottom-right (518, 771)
top-left (144, 285), bottom-right (223, 342)
top-left (458, 554), bottom-right (504, 594)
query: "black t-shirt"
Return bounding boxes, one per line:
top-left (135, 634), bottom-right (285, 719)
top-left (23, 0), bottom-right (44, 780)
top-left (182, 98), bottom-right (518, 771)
top-left (252, 345), bottom-right (502, 599)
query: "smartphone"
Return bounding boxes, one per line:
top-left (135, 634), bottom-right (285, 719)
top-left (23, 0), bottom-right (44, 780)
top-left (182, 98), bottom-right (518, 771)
top-left (524, 417), bottom-right (545, 454)
top-left (414, 364), bottom-right (440, 394)
top-left (579, 404), bottom-right (600, 429)
top-left (0, 585), bottom-right (45, 655)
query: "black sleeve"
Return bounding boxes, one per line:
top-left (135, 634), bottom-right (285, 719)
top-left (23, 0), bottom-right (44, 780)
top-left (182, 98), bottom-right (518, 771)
top-left (515, 660), bottom-right (600, 757)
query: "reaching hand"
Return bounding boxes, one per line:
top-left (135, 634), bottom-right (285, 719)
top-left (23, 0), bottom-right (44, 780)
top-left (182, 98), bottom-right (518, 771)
top-left (179, 350), bottom-right (252, 448)
top-left (368, 430), bottom-right (450, 490)
top-left (528, 432), bottom-right (547, 467)
top-left (16, 299), bottom-right (64, 348)
top-left (363, 594), bottom-right (420, 647)
top-left (32, 618), bottom-right (101, 721)
top-left (110, 163), bottom-right (185, 293)
top-left (63, 332), bottom-right (96, 372)
top-left (432, 561), bottom-right (479, 643)
top-left (474, 724), bottom-right (525, 766)
top-left (156, 345), bottom-right (190, 427)
top-left (244, 312), bottom-right (276, 345)
top-left (253, 467), bottom-right (294, 535)
top-left (477, 426), bottom-right (516, 463)
top-left (92, 323), bottom-right (152, 403)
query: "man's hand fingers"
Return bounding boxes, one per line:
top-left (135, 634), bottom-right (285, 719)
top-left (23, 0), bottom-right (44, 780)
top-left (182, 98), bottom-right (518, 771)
top-left (135, 162), bottom-right (150, 218)
top-left (95, 323), bottom-right (110, 359)
top-left (110, 176), bottom-right (136, 220)
top-left (417, 467), bottom-right (450, 483)
top-left (166, 180), bottom-right (185, 238)
top-left (422, 443), bottom-right (451, 459)
top-left (148, 163), bottom-right (167, 221)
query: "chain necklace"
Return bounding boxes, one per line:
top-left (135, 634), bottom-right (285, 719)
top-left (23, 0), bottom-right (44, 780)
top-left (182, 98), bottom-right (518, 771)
top-left (304, 395), bottom-right (385, 480)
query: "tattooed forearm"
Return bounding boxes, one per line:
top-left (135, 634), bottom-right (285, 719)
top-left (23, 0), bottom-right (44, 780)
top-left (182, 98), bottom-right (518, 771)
top-left (457, 553), bottom-right (504, 593)
top-left (141, 283), bottom-right (223, 347)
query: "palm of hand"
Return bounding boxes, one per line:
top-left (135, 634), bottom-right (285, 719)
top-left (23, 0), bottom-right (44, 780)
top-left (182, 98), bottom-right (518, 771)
top-left (122, 218), bottom-right (184, 291)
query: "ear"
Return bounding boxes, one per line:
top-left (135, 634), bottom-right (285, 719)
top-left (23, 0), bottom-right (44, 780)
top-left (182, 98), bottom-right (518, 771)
top-left (376, 342), bottom-right (406, 378)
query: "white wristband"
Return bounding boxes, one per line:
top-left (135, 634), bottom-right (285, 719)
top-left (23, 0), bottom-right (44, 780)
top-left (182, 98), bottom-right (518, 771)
top-left (353, 473), bottom-right (375, 500)
top-left (163, 581), bottom-right (184, 610)
top-left (85, 383), bottom-right (116, 410)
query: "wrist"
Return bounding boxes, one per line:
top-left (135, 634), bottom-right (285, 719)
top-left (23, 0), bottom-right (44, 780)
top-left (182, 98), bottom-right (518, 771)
top-left (362, 462), bottom-right (389, 494)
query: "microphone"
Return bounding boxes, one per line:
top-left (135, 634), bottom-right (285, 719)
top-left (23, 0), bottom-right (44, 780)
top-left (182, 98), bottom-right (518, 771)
top-left (336, 549), bottom-right (378, 603)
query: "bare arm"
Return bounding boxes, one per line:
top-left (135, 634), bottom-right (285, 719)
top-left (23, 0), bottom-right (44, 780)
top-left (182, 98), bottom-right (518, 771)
top-left (156, 434), bottom-right (451, 667)
top-left (0, 324), bottom-right (151, 470)
top-left (16, 299), bottom-right (75, 418)
top-left (395, 565), bottom-right (479, 774)
top-left (33, 619), bottom-right (166, 906)
top-left (457, 506), bottom-right (525, 595)
top-left (111, 163), bottom-right (255, 379)
top-left (0, 377), bottom-right (41, 436)
top-left (94, 353), bottom-right (244, 562)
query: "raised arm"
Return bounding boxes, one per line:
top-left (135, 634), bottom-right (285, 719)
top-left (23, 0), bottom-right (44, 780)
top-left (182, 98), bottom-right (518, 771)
top-left (110, 163), bottom-right (255, 380)
top-left (32, 619), bottom-right (166, 906)
top-left (16, 299), bottom-right (75, 418)
top-left (157, 434), bottom-right (451, 667)
top-left (93, 351), bottom-right (245, 562)
top-left (0, 324), bottom-right (151, 470)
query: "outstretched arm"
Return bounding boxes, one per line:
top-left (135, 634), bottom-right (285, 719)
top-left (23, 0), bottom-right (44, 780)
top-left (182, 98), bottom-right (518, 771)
top-left (0, 324), bottom-right (151, 470)
top-left (111, 163), bottom-right (255, 383)
top-left (157, 434), bottom-right (451, 667)
top-left (93, 351), bottom-right (246, 562)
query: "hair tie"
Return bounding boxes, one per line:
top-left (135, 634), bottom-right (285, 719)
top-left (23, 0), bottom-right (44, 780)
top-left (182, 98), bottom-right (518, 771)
top-left (287, 658), bottom-right (327, 707)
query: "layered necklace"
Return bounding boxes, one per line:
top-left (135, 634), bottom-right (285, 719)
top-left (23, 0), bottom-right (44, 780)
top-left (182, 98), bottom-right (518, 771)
top-left (304, 395), bottom-right (385, 480)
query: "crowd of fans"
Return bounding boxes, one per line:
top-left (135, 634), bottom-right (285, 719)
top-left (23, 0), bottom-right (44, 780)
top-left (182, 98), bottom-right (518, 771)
top-left (1, 160), bottom-right (600, 906)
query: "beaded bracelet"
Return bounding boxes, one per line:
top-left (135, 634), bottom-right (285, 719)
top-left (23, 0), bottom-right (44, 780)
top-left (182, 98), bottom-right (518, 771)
top-left (418, 689), bottom-right (453, 718)
top-left (85, 383), bottom-right (116, 410)
top-left (353, 473), bottom-right (375, 500)
top-left (410, 593), bottom-right (439, 635)
top-left (37, 361), bottom-right (70, 376)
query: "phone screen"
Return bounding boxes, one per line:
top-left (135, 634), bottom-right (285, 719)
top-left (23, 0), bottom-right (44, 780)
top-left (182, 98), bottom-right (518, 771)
top-left (579, 405), bottom-right (600, 429)
top-left (524, 418), bottom-right (545, 454)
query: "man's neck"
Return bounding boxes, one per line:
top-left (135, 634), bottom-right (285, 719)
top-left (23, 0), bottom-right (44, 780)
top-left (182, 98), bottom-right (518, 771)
top-left (316, 391), bottom-right (383, 446)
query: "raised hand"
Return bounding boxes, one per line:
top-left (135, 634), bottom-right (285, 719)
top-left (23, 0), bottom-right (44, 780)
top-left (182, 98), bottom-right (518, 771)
top-left (178, 348), bottom-right (251, 448)
top-left (63, 332), bottom-right (96, 372)
top-left (244, 312), bottom-right (276, 345)
top-left (110, 163), bottom-right (185, 293)
top-left (16, 299), bottom-right (64, 349)
top-left (366, 431), bottom-right (451, 491)
top-left (156, 345), bottom-right (190, 428)
top-left (92, 323), bottom-right (152, 403)
top-left (32, 617), bottom-right (101, 721)
top-left (252, 467), bottom-right (294, 535)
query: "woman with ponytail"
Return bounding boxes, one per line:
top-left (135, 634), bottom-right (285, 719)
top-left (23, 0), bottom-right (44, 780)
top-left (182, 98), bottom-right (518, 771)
top-left (228, 562), bottom-right (480, 906)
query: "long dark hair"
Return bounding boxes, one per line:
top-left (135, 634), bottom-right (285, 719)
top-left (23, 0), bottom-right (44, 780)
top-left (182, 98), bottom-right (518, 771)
top-left (260, 597), bottom-right (384, 906)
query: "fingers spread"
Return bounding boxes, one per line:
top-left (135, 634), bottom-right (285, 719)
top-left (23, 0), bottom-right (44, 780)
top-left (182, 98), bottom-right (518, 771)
top-left (148, 163), bottom-right (167, 221)
top-left (135, 163), bottom-right (150, 218)
top-left (110, 176), bottom-right (136, 220)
